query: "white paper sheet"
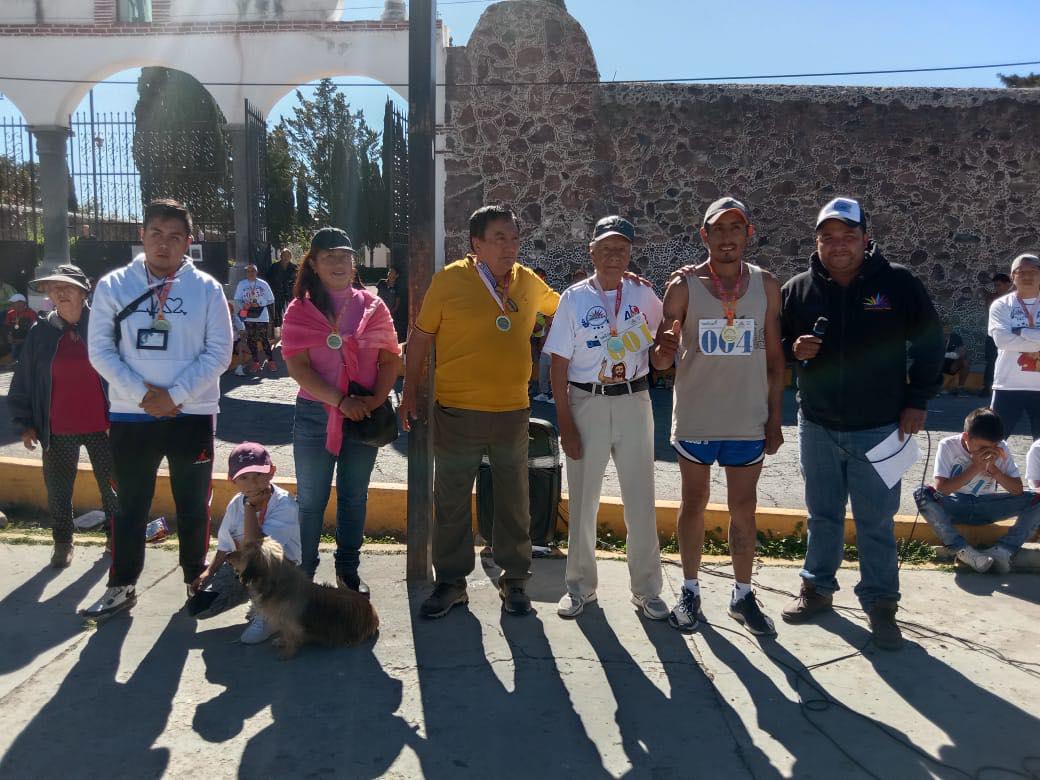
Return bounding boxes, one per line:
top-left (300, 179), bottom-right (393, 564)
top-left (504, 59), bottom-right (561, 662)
top-left (866, 429), bottom-right (922, 489)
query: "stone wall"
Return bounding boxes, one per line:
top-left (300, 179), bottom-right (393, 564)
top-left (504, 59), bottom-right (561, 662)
top-left (444, 0), bottom-right (1040, 357)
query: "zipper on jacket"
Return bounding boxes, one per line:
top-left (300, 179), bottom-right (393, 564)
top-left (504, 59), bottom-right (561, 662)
top-left (838, 284), bottom-right (846, 427)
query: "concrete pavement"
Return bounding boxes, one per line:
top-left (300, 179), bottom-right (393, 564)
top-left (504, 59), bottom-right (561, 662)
top-left (1, 542), bottom-right (1038, 778)
top-left (0, 366), bottom-right (1029, 516)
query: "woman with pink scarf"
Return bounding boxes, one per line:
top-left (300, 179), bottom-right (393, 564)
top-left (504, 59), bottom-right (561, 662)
top-left (281, 228), bottom-right (402, 595)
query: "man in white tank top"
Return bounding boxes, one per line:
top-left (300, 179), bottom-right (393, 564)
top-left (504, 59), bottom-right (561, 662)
top-left (651, 197), bottom-right (786, 636)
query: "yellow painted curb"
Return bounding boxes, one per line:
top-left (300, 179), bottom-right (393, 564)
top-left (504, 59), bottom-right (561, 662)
top-left (0, 455), bottom-right (1015, 546)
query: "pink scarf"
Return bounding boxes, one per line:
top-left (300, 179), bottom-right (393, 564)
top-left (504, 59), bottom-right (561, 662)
top-left (281, 290), bottom-right (400, 455)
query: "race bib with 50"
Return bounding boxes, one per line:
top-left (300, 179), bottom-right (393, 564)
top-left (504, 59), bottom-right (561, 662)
top-left (698, 318), bottom-right (755, 356)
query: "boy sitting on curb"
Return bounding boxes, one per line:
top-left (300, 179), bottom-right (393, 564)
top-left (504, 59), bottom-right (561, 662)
top-left (187, 442), bottom-right (301, 644)
top-left (914, 407), bottom-right (1040, 574)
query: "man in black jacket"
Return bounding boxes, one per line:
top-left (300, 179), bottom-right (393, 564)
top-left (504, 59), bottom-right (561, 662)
top-left (779, 197), bottom-right (943, 650)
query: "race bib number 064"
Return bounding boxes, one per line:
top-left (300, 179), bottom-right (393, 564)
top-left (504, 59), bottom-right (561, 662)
top-left (698, 318), bottom-right (755, 356)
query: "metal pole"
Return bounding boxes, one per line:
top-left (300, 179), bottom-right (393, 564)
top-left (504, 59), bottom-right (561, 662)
top-left (88, 89), bottom-right (99, 233)
top-left (406, 0), bottom-right (436, 582)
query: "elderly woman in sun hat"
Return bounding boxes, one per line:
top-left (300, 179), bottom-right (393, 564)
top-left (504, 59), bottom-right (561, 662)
top-left (7, 264), bottom-right (119, 569)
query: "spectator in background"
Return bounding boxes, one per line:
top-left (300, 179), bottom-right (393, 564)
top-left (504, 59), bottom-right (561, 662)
top-left (5, 294), bottom-right (38, 363)
top-left (79, 224), bottom-right (97, 241)
top-left (0, 278), bottom-right (18, 364)
top-left (940, 323), bottom-right (971, 396)
top-left (233, 264), bottom-right (277, 374)
top-left (266, 248), bottom-right (298, 329)
top-left (377, 266), bottom-right (406, 340)
top-left (570, 268), bottom-right (588, 286)
top-left (981, 273), bottom-right (1013, 397)
top-left (989, 253), bottom-right (1040, 440)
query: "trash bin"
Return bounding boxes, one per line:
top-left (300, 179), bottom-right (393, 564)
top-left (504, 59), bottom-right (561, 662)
top-left (476, 417), bottom-right (562, 549)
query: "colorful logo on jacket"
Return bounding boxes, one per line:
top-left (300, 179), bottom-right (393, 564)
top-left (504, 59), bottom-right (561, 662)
top-left (1018, 352), bottom-right (1040, 373)
top-left (862, 293), bottom-right (892, 311)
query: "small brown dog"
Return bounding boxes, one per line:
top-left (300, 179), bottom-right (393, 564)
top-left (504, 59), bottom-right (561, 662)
top-left (228, 538), bottom-right (379, 659)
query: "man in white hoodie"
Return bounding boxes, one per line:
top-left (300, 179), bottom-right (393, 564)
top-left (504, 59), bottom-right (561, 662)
top-left (82, 199), bottom-right (233, 618)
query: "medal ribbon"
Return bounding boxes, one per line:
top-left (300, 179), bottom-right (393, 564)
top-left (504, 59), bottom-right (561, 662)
top-left (328, 290), bottom-right (355, 350)
top-left (476, 260), bottom-right (511, 315)
top-left (146, 266), bottom-right (180, 323)
top-left (1017, 295), bottom-right (1038, 329)
top-left (591, 275), bottom-right (624, 336)
top-left (708, 262), bottom-right (745, 326)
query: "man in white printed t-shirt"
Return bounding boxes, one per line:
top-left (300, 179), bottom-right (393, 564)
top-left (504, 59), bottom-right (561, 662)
top-left (545, 216), bottom-right (667, 620)
top-left (914, 407), bottom-right (1040, 575)
top-left (233, 263), bottom-right (277, 374)
top-left (988, 253), bottom-right (1040, 439)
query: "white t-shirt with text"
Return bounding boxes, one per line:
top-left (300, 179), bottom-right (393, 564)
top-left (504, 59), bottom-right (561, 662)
top-left (933, 434), bottom-right (1020, 496)
top-left (233, 278), bottom-right (276, 323)
top-left (1025, 440), bottom-right (1040, 488)
top-left (543, 276), bottom-right (663, 385)
top-left (218, 484), bottom-right (301, 563)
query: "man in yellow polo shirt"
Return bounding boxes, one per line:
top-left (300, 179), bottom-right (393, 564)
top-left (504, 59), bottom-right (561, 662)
top-left (401, 205), bottom-right (560, 618)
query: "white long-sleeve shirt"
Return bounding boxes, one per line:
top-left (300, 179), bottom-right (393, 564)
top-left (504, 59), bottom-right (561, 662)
top-left (233, 278), bottom-right (275, 323)
top-left (988, 292), bottom-right (1040, 391)
top-left (88, 255), bottom-right (233, 416)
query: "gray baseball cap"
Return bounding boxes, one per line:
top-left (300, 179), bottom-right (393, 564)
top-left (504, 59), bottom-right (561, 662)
top-left (703, 197), bottom-right (750, 227)
top-left (1011, 253), bottom-right (1040, 273)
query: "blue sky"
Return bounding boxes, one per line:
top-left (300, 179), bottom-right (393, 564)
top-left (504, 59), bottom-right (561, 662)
top-left (2, 0), bottom-right (1038, 130)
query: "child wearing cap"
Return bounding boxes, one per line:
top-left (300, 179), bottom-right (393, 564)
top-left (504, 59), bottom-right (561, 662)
top-left (188, 442), bottom-right (301, 645)
top-left (5, 294), bottom-right (38, 362)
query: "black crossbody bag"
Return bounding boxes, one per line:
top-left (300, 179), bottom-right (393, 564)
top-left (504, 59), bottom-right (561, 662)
top-left (113, 282), bottom-right (167, 346)
top-left (342, 381), bottom-right (399, 447)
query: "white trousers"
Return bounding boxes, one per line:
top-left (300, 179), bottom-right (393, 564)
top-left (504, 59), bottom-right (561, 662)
top-left (564, 386), bottom-right (662, 598)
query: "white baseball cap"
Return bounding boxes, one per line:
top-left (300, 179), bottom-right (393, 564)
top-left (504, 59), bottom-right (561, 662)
top-left (8, 293), bottom-right (26, 304)
top-left (815, 197), bottom-right (867, 230)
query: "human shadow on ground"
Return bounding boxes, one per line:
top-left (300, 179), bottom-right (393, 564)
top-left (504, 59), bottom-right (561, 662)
top-left (0, 610), bottom-right (193, 778)
top-left (858, 613), bottom-right (1040, 778)
top-left (951, 569), bottom-right (1040, 604)
top-left (194, 623), bottom-right (416, 778)
top-left (0, 552), bottom-right (107, 677)
top-left (758, 608), bottom-right (1040, 778)
top-left (407, 585), bottom-right (608, 779)
top-left (576, 606), bottom-right (780, 779)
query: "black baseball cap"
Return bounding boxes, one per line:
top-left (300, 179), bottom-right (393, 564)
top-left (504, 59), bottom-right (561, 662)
top-left (592, 215), bottom-right (635, 244)
top-left (310, 227), bottom-right (355, 253)
top-left (703, 197), bottom-right (750, 227)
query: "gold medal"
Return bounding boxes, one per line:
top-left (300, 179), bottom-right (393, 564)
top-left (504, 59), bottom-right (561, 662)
top-left (496, 315), bottom-right (512, 332)
top-left (721, 325), bottom-right (739, 344)
top-left (152, 318), bottom-right (171, 332)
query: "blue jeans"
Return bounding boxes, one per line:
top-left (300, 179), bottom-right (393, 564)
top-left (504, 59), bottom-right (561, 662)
top-left (798, 413), bottom-right (901, 609)
top-left (292, 397), bottom-right (378, 579)
top-left (913, 486), bottom-right (1040, 553)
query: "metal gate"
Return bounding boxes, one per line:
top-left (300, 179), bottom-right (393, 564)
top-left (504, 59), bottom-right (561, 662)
top-left (0, 118), bottom-right (40, 290)
top-left (244, 99), bottom-right (269, 270)
top-left (383, 101), bottom-right (409, 336)
top-left (67, 91), bottom-right (234, 281)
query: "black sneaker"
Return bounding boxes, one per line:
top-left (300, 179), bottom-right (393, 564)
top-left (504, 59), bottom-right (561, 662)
top-left (337, 571), bottom-right (371, 599)
top-left (419, 582), bottom-right (469, 619)
top-left (867, 601), bottom-right (903, 651)
top-left (729, 591), bottom-right (777, 636)
top-left (499, 581), bottom-right (532, 615)
top-left (781, 582), bottom-right (833, 624)
top-left (668, 585), bottom-right (701, 633)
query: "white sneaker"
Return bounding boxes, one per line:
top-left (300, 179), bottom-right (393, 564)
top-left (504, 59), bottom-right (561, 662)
top-left (240, 613), bottom-right (276, 644)
top-left (533, 393), bottom-right (550, 403)
top-left (981, 546), bottom-right (1014, 575)
top-left (545, 396), bottom-right (556, 405)
top-left (955, 546), bottom-right (994, 573)
top-left (234, 365), bottom-right (246, 377)
top-left (631, 594), bottom-right (670, 621)
top-left (557, 591), bottom-right (597, 618)
top-left (73, 510), bottom-right (107, 530)
top-left (80, 585), bottom-right (136, 618)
